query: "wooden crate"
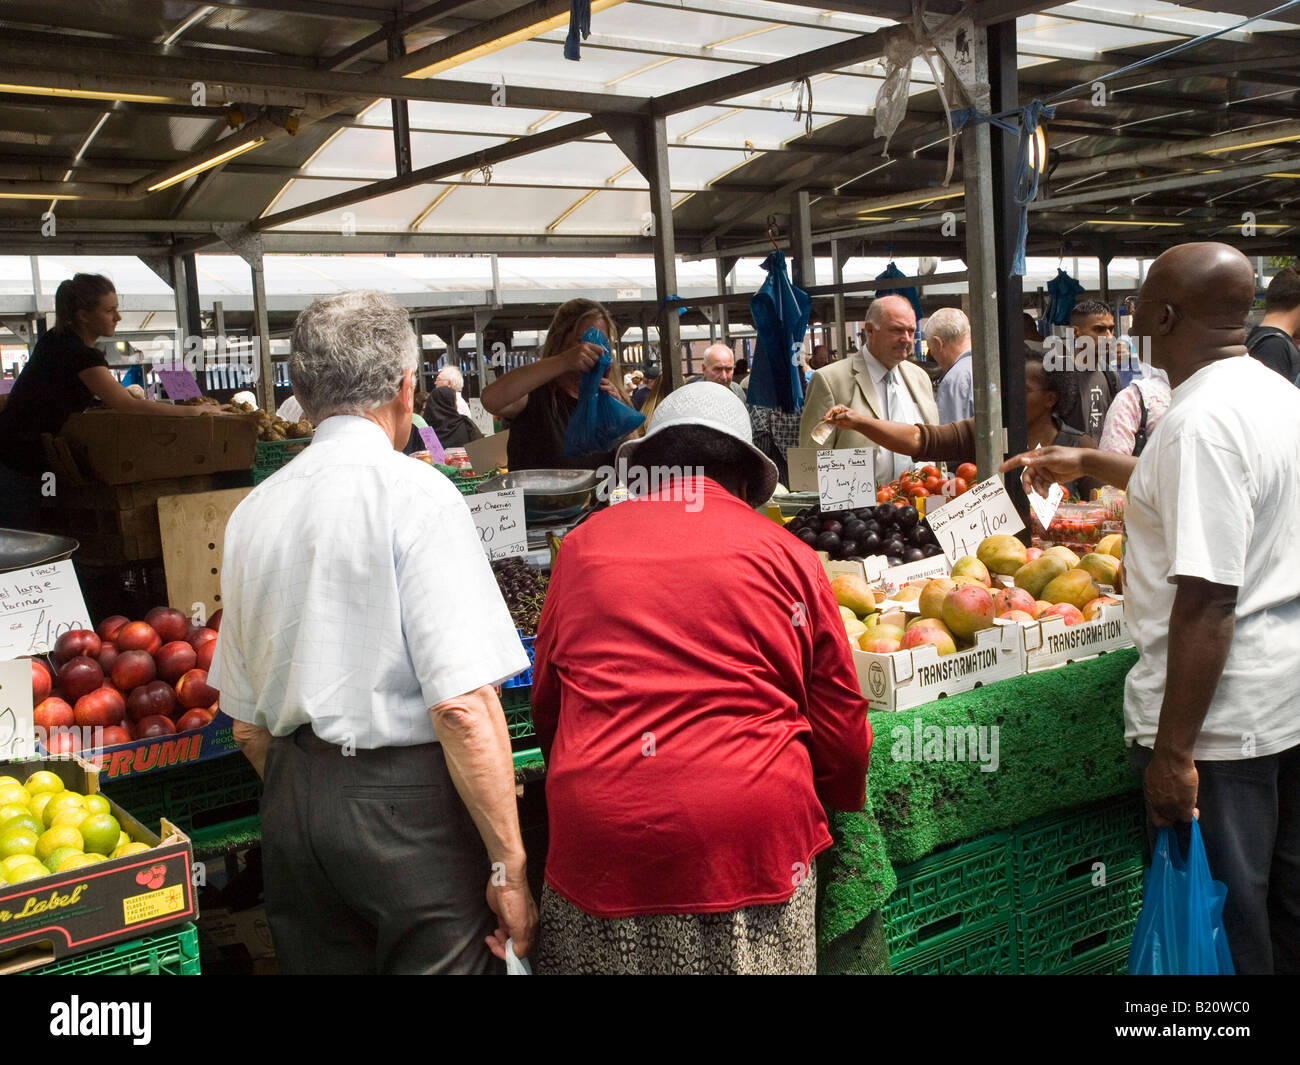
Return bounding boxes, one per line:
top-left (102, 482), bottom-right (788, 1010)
top-left (157, 487), bottom-right (252, 621)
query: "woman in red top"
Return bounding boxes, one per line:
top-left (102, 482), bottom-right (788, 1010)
top-left (530, 381), bottom-right (871, 975)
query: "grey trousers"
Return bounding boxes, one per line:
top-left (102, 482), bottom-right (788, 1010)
top-left (1129, 742), bottom-right (1300, 975)
top-left (261, 725), bottom-right (503, 975)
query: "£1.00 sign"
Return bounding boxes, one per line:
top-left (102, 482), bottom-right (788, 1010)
top-left (924, 476), bottom-right (1026, 564)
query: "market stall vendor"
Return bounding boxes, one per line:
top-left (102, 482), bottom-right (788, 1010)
top-left (481, 298), bottom-right (637, 471)
top-left (530, 382), bottom-right (871, 975)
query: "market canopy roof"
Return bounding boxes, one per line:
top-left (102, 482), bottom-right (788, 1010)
top-left (0, 0), bottom-right (1296, 262)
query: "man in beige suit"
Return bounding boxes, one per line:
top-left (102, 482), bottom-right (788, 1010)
top-left (800, 295), bottom-right (940, 486)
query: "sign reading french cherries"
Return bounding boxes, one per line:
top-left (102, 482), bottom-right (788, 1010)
top-left (465, 489), bottom-right (527, 561)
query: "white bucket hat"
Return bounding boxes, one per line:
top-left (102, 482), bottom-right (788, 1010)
top-left (614, 380), bottom-right (779, 507)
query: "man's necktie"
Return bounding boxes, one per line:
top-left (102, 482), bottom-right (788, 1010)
top-left (885, 371), bottom-right (909, 479)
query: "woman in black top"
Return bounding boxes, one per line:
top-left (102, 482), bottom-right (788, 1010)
top-left (481, 298), bottom-right (637, 471)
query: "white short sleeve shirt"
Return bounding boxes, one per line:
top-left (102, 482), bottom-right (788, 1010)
top-left (1123, 356), bottom-right (1300, 760)
top-left (208, 415), bottom-right (528, 748)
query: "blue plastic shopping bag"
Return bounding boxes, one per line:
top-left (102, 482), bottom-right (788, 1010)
top-left (563, 327), bottom-right (644, 457)
top-left (1128, 819), bottom-right (1234, 975)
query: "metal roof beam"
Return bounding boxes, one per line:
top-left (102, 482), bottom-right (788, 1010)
top-left (199, 0), bottom-right (390, 22)
top-left (325, 1), bottom-right (483, 70)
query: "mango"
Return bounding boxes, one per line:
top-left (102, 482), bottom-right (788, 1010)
top-left (843, 618), bottom-right (868, 642)
top-left (919, 578), bottom-right (957, 620)
top-left (1097, 533), bottom-right (1123, 559)
top-left (838, 604), bottom-right (857, 621)
top-left (951, 555), bottom-right (992, 587)
top-left (831, 573), bottom-right (877, 617)
top-left (1014, 555), bottom-right (1070, 598)
top-left (1082, 595), bottom-right (1119, 621)
top-left (1078, 552), bottom-right (1120, 587)
top-left (977, 534), bottom-right (1028, 576)
top-left (906, 615), bottom-right (948, 633)
top-left (1041, 569), bottom-right (1101, 610)
top-left (900, 621), bottom-right (957, 656)
top-left (1043, 545), bottom-right (1080, 569)
top-left (993, 586), bottom-right (1038, 617)
top-left (998, 609), bottom-right (1037, 624)
top-left (868, 608), bottom-right (907, 631)
top-left (859, 625), bottom-right (905, 653)
top-left (941, 583), bottom-right (997, 641)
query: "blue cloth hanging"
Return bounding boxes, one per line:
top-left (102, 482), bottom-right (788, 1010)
top-left (564, 0), bottom-right (591, 61)
top-left (874, 261), bottom-right (924, 323)
top-left (1045, 268), bottom-right (1086, 326)
top-left (746, 251), bottom-right (810, 414)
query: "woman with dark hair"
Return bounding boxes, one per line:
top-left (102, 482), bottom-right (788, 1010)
top-left (421, 386), bottom-right (483, 449)
top-left (480, 298), bottom-right (636, 471)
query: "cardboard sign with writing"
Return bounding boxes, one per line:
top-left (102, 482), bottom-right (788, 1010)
top-left (925, 476), bottom-right (1026, 563)
top-left (1027, 481), bottom-right (1066, 531)
top-left (0, 378), bottom-right (14, 395)
top-left (465, 488), bottom-right (527, 561)
top-left (817, 448), bottom-right (876, 511)
top-left (0, 560), bottom-right (92, 660)
top-left (156, 369), bottom-right (203, 401)
top-left (0, 659), bottom-right (34, 761)
top-left (785, 447), bottom-right (820, 493)
top-left (876, 554), bottom-right (952, 594)
top-left (417, 426), bottom-right (446, 464)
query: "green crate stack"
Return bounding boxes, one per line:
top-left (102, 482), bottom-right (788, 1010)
top-left (28, 924), bottom-right (200, 976)
top-left (1017, 870), bottom-right (1143, 974)
top-left (500, 685), bottom-right (536, 746)
top-left (1014, 792), bottom-right (1148, 905)
top-left (253, 438), bottom-right (311, 485)
top-left (890, 917), bottom-right (1019, 976)
top-left (882, 831), bottom-right (1017, 970)
top-left (103, 755), bottom-right (262, 838)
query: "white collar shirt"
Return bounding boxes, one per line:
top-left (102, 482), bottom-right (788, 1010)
top-left (862, 350), bottom-right (921, 480)
top-left (208, 415), bottom-right (528, 748)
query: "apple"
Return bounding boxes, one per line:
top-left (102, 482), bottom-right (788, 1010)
top-left (155, 640), bottom-right (197, 684)
top-left (74, 686), bottom-right (126, 728)
top-left (187, 627), bottom-right (218, 653)
top-left (176, 668), bottom-right (218, 710)
top-left (34, 696), bottom-right (75, 730)
top-left (52, 629), bottom-right (101, 666)
top-left (111, 649), bottom-right (157, 692)
top-left (45, 728), bottom-right (81, 755)
top-left (135, 715), bottom-right (176, 739)
top-left (97, 643), bottom-right (120, 674)
top-left (96, 615), bottom-right (130, 643)
top-left (126, 680), bottom-right (176, 722)
top-left (175, 708), bottom-right (213, 733)
top-left (209, 608), bottom-right (222, 632)
top-left (31, 659), bottom-right (52, 704)
top-left (145, 607), bottom-right (190, 644)
top-left (58, 655), bottom-right (105, 703)
top-left (115, 621), bottom-right (162, 656)
top-left (98, 724), bottom-right (134, 747)
top-left (195, 639), bottom-right (215, 672)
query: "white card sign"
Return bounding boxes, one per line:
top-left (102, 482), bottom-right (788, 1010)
top-left (0, 560), bottom-right (92, 660)
top-left (816, 448), bottom-right (876, 511)
top-left (924, 476), bottom-right (1027, 563)
top-left (1027, 482), bottom-right (1066, 532)
top-left (0, 658), bottom-right (34, 760)
top-left (465, 488), bottom-right (527, 561)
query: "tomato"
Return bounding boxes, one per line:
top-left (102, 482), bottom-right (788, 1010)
top-left (912, 486), bottom-right (930, 498)
top-left (877, 487), bottom-right (893, 503)
top-left (956, 462), bottom-right (978, 483)
top-left (921, 465), bottom-right (940, 480)
top-left (952, 477), bottom-right (969, 495)
top-left (924, 474), bottom-right (943, 493)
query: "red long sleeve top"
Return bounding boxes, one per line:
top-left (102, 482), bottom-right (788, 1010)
top-left (530, 477), bottom-right (871, 918)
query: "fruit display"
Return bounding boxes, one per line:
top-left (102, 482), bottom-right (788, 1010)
top-left (876, 463), bottom-right (976, 506)
top-left (785, 503), bottom-right (943, 566)
top-left (0, 771), bottom-right (157, 885)
top-left (189, 395), bottom-right (314, 441)
top-left (491, 558), bottom-right (549, 637)
top-left (32, 608), bottom-right (222, 752)
top-left (1032, 502), bottom-right (1108, 552)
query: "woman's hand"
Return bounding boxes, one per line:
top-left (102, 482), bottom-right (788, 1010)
top-left (824, 404), bottom-right (870, 434)
top-left (598, 378), bottom-right (622, 400)
top-left (559, 341), bottom-right (605, 376)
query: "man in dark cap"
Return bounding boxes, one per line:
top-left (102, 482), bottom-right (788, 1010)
top-left (632, 365), bottom-right (658, 410)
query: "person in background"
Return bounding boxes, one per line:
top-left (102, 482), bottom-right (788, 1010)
top-left (209, 290), bottom-right (537, 974)
top-left (482, 298), bottom-right (635, 472)
top-left (637, 367), bottom-right (666, 423)
top-left (629, 370), bottom-right (644, 397)
top-left (695, 342), bottom-right (747, 403)
top-left (1098, 367), bottom-right (1171, 458)
top-left (411, 391), bottom-right (429, 429)
top-left (1023, 311), bottom-right (1045, 354)
top-left (435, 364), bottom-right (473, 417)
top-left (1004, 243), bottom-right (1300, 974)
top-left (809, 344), bottom-right (832, 372)
top-left (925, 307), bottom-right (974, 423)
top-left (1245, 265), bottom-right (1300, 383)
top-left (1063, 298), bottom-right (1119, 439)
top-left (423, 385), bottom-right (483, 449)
top-left (632, 366), bottom-right (657, 410)
top-left (734, 356), bottom-right (750, 379)
top-left (531, 382), bottom-right (871, 974)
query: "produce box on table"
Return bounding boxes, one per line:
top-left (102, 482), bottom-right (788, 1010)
top-left (0, 755), bottom-right (197, 974)
top-left (56, 410), bottom-right (258, 485)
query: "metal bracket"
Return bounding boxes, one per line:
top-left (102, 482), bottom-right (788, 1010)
top-left (214, 222), bottom-right (265, 268)
top-left (593, 112), bottom-right (654, 182)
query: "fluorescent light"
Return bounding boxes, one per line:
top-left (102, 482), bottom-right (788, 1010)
top-left (1083, 219), bottom-right (1184, 227)
top-left (0, 191), bottom-right (83, 200)
top-left (404, 0), bottom-right (626, 78)
top-left (1205, 133), bottom-right (1300, 154)
top-left (0, 82), bottom-right (177, 105)
top-left (1266, 172), bottom-right (1300, 178)
top-left (147, 138), bottom-right (266, 192)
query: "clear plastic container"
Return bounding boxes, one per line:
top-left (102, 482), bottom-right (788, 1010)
top-left (1033, 502), bottom-right (1107, 546)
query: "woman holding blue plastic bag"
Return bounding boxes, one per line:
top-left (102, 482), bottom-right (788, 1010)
top-left (483, 299), bottom-right (641, 471)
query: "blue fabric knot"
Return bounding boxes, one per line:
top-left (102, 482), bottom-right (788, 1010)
top-left (564, 0), bottom-right (591, 61)
top-left (950, 108), bottom-right (1019, 137)
top-left (660, 294), bottom-right (688, 317)
top-left (1012, 99), bottom-right (1056, 277)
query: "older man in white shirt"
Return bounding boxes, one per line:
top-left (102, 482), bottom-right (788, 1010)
top-left (208, 290), bottom-right (536, 975)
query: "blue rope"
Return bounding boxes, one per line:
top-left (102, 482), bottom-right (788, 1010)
top-left (951, 108), bottom-right (1018, 137)
top-left (1012, 99), bottom-right (1055, 277)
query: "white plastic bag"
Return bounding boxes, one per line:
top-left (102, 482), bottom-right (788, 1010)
top-left (505, 937), bottom-right (532, 975)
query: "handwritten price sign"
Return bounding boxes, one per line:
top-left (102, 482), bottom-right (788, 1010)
top-left (924, 476), bottom-right (1026, 564)
top-left (0, 560), bottom-right (92, 660)
top-left (465, 488), bottom-right (527, 561)
top-left (156, 369), bottom-right (203, 401)
top-left (817, 448), bottom-right (876, 511)
top-left (0, 658), bottom-right (34, 760)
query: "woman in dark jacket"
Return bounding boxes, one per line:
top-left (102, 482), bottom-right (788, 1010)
top-left (422, 386), bottom-right (483, 448)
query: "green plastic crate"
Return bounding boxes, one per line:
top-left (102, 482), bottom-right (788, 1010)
top-left (891, 917), bottom-right (1019, 975)
top-left (103, 754), bottom-right (262, 837)
top-left (253, 438), bottom-right (310, 484)
top-left (29, 924), bottom-right (200, 976)
top-left (1015, 792), bottom-right (1147, 905)
top-left (500, 685), bottom-right (536, 745)
top-left (882, 831), bottom-right (1016, 957)
top-left (1018, 870), bottom-right (1143, 974)
top-left (1056, 944), bottom-right (1131, 976)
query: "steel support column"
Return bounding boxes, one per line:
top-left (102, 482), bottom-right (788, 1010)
top-left (388, 29), bottom-right (413, 177)
top-left (250, 260), bottom-right (273, 411)
top-left (791, 190), bottom-right (815, 290)
top-left (647, 115), bottom-right (680, 393)
top-left (181, 253), bottom-right (202, 340)
top-left (832, 239), bottom-right (851, 359)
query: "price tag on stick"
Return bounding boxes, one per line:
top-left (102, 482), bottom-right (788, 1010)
top-left (417, 426), bottom-right (446, 465)
top-left (465, 488), bottom-right (527, 561)
top-left (0, 560), bottom-right (92, 660)
top-left (924, 476), bottom-right (1027, 564)
top-left (817, 448), bottom-right (876, 511)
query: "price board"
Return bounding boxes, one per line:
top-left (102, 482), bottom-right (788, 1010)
top-left (816, 448), bottom-right (876, 511)
top-left (156, 369), bottom-right (203, 400)
top-left (0, 560), bottom-right (92, 660)
top-left (924, 476), bottom-right (1026, 563)
top-left (464, 488), bottom-right (527, 561)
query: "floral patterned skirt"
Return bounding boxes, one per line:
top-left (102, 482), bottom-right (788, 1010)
top-left (535, 865), bottom-right (817, 975)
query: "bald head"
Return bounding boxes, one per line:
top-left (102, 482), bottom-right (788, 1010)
top-left (1134, 242), bottom-right (1255, 387)
top-left (864, 295), bottom-right (917, 370)
top-left (702, 343), bottom-right (736, 386)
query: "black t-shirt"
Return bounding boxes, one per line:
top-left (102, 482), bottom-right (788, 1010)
top-left (1246, 325), bottom-right (1300, 383)
top-left (1064, 369), bottom-right (1114, 441)
top-left (0, 329), bottom-right (107, 473)
top-left (505, 382), bottom-right (619, 471)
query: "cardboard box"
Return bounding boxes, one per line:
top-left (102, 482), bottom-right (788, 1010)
top-left (998, 598), bottom-right (1132, 673)
top-left (80, 712), bottom-right (240, 782)
top-left (851, 623), bottom-right (1026, 712)
top-left (464, 429), bottom-right (509, 474)
top-left (60, 411), bottom-right (258, 485)
top-left (0, 756), bottom-right (197, 973)
top-left (201, 903), bottom-right (274, 961)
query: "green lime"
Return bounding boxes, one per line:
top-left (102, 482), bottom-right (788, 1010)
top-left (0, 825), bottom-right (38, 859)
top-left (78, 813), bottom-right (122, 857)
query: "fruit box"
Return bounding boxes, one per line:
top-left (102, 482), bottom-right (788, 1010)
top-left (81, 711), bottom-right (241, 783)
top-left (996, 598), bottom-right (1132, 673)
top-left (59, 410), bottom-right (259, 485)
top-left (0, 756), bottom-right (197, 974)
top-left (851, 623), bottom-right (1026, 712)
